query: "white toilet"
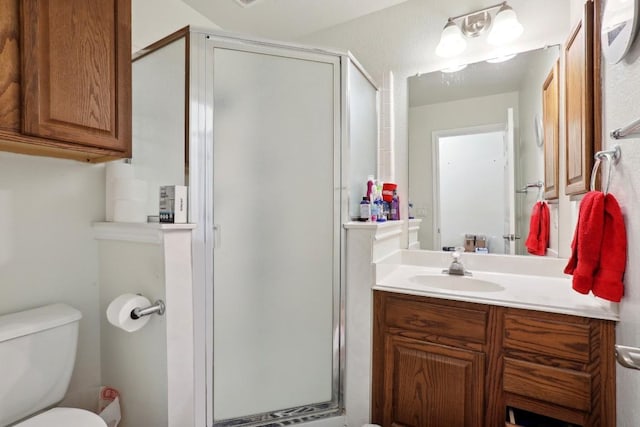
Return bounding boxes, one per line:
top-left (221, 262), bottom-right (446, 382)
top-left (0, 303), bottom-right (107, 427)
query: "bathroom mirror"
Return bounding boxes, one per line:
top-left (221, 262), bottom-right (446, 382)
top-left (408, 45), bottom-right (561, 256)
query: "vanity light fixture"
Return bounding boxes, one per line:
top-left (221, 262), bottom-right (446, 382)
top-left (435, 19), bottom-right (467, 57)
top-left (487, 3), bottom-right (524, 45)
top-left (435, 2), bottom-right (524, 57)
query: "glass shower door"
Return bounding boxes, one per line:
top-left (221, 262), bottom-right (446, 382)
top-left (210, 43), bottom-right (341, 425)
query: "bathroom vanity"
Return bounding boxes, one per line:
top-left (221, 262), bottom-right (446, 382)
top-left (370, 251), bottom-right (617, 427)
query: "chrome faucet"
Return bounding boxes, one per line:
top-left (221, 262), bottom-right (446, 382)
top-left (444, 248), bottom-right (471, 276)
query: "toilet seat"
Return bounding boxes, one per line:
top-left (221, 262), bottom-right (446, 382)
top-left (14, 407), bottom-right (107, 427)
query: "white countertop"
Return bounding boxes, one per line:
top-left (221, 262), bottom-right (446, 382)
top-left (375, 252), bottom-right (620, 321)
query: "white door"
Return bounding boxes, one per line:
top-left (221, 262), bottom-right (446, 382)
top-left (503, 108), bottom-right (517, 255)
top-left (435, 129), bottom-right (506, 253)
top-left (211, 45), bottom-right (340, 422)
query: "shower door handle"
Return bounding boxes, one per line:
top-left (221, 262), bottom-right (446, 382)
top-left (213, 224), bottom-right (221, 248)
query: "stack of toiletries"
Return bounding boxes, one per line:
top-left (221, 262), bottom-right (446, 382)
top-left (359, 176), bottom-right (400, 222)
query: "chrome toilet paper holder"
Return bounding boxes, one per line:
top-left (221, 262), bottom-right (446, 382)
top-left (130, 299), bottom-right (165, 320)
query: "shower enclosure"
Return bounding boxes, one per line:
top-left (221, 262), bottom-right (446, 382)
top-left (132, 27), bottom-right (378, 427)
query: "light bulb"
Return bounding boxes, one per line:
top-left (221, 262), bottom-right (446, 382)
top-left (488, 4), bottom-right (524, 45)
top-left (435, 20), bottom-right (467, 57)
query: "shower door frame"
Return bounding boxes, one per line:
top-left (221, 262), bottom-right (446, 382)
top-left (188, 30), bottom-right (347, 427)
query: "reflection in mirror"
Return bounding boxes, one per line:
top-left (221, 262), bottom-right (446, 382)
top-left (408, 45), bottom-right (560, 256)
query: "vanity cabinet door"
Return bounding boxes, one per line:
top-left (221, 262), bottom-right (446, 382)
top-left (380, 335), bottom-right (484, 427)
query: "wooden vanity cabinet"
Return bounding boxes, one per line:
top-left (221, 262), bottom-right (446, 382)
top-left (372, 291), bottom-right (616, 427)
top-left (0, 0), bottom-right (131, 162)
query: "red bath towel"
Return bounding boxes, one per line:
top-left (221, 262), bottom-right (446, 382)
top-left (525, 201), bottom-right (549, 256)
top-left (564, 191), bottom-right (626, 302)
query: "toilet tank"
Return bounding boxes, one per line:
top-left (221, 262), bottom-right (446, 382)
top-left (0, 303), bottom-right (82, 426)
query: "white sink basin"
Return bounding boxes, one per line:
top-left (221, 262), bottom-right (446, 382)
top-left (409, 274), bottom-right (505, 292)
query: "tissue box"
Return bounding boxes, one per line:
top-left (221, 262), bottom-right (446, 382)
top-left (159, 185), bottom-right (187, 223)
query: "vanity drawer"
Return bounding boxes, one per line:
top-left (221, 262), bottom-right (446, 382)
top-left (503, 358), bottom-right (591, 412)
top-left (384, 296), bottom-right (487, 344)
top-left (504, 313), bottom-right (591, 363)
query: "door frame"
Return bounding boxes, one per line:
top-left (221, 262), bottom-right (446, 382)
top-left (431, 123), bottom-right (506, 251)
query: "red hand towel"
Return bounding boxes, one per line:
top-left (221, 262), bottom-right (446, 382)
top-left (525, 202), bottom-right (549, 256)
top-left (564, 191), bottom-right (605, 294)
top-left (539, 202), bottom-right (550, 255)
top-left (592, 193), bottom-right (626, 302)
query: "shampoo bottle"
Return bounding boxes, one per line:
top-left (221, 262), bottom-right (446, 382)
top-left (391, 190), bottom-right (400, 220)
top-left (360, 196), bottom-right (371, 222)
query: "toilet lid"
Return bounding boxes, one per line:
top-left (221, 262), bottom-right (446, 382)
top-left (15, 407), bottom-right (107, 427)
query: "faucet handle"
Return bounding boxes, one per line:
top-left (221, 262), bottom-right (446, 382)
top-left (452, 246), bottom-right (465, 260)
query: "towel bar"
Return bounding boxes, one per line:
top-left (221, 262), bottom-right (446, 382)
top-left (615, 344), bottom-right (640, 370)
top-left (611, 117), bottom-right (640, 139)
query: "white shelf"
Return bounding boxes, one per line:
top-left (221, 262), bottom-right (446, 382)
top-left (93, 222), bottom-right (197, 244)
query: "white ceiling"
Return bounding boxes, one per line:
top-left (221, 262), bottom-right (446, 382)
top-left (182, 0), bottom-right (411, 40)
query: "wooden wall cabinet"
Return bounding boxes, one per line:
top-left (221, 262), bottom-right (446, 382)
top-left (372, 291), bottom-right (616, 427)
top-left (0, 0), bottom-right (131, 162)
top-left (564, 0), bottom-right (602, 195)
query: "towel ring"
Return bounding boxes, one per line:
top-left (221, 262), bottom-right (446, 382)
top-left (590, 146), bottom-right (621, 194)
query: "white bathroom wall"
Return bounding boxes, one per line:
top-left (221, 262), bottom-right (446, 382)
top-left (131, 0), bottom-right (219, 52)
top-left (98, 240), bottom-right (168, 427)
top-left (408, 92), bottom-right (519, 248)
top-left (601, 29), bottom-right (640, 426)
top-left (0, 152), bottom-right (104, 407)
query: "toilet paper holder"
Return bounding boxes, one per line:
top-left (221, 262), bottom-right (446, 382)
top-left (130, 299), bottom-right (165, 320)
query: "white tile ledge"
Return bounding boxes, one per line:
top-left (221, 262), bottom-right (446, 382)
top-left (343, 220), bottom-right (404, 229)
top-left (93, 222), bottom-right (197, 245)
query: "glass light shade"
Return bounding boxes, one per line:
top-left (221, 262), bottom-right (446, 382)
top-left (487, 5), bottom-right (524, 45)
top-left (435, 21), bottom-right (467, 57)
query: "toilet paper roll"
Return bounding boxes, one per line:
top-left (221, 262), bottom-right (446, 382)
top-left (113, 178), bottom-right (147, 202)
top-left (107, 293), bottom-right (151, 332)
top-left (113, 199), bottom-right (147, 223)
top-left (105, 162), bottom-right (134, 222)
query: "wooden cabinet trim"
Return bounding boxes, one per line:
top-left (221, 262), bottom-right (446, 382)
top-left (0, 0), bottom-right (20, 132)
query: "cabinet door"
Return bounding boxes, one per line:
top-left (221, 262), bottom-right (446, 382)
top-left (381, 335), bottom-right (485, 427)
top-left (543, 61), bottom-right (559, 200)
top-left (564, 1), bottom-right (594, 195)
top-left (21, 0), bottom-right (131, 153)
